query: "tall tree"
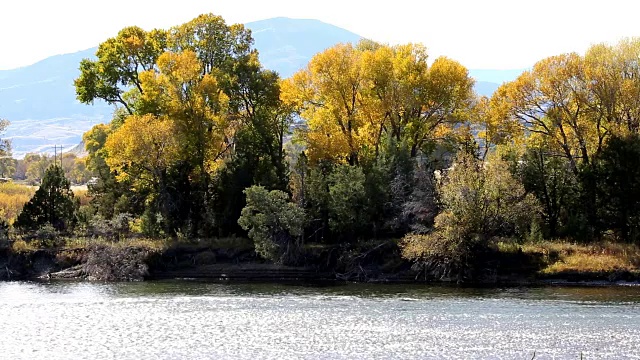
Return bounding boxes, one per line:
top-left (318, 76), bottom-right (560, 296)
top-left (282, 41), bottom-right (475, 164)
top-left (15, 165), bottom-right (77, 231)
top-left (75, 26), bottom-right (168, 115)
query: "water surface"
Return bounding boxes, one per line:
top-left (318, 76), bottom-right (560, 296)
top-left (1, 281), bottom-right (639, 359)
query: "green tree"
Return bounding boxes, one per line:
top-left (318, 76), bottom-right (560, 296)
top-left (15, 165), bottom-right (78, 231)
top-left (24, 153), bottom-right (52, 184)
top-left (518, 146), bottom-right (580, 239)
top-left (76, 14), bottom-right (290, 237)
top-left (0, 118), bottom-right (13, 178)
top-left (83, 124), bottom-right (139, 219)
top-left (75, 26), bottom-right (167, 115)
top-left (591, 134), bottom-right (640, 243)
top-left (238, 186), bottom-right (306, 264)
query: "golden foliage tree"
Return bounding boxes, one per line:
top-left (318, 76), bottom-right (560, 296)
top-left (104, 114), bottom-right (180, 190)
top-left (282, 41), bottom-right (475, 164)
top-left (493, 38), bottom-right (640, 175)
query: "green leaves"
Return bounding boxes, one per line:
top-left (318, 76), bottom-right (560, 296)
top-left (74, 26), bottom-right (168, 114)
top-left (238, 186), bottom-right (306, 264)
top-left (15, 165), bottom-right (77, 232)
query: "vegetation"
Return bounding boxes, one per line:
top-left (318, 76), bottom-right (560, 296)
top-left (9, 152), bottom-right (93, 185)
top-left (0, 182), bottom-right (35, 224)
top-left (14, 165), bottom-right (78, 232)
top-left (1, 13), bottom-right (640, 284)
top-left (238, 186), bottom-right (305, 264)
top-left (521, 241), bottom-right (640, 278)
top-left (401, 152), bottom-right (539, 281)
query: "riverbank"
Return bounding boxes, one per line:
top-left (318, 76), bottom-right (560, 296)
top-left (1, 237), bottom-right (639, 285)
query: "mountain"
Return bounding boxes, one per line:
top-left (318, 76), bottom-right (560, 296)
top-left (247, 17), bottom-right (362, 79)
top-left (0, 48), bottom-right (113, 156)
top-left (0, 17), bottom-right (521, 157)
top-left (470, 69), bottom-right (528, 97)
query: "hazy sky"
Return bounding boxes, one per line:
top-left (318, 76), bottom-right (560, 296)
top-left (1, 0), bottom-right (639, 70)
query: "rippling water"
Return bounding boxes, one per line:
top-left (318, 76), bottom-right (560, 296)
top-left (1, 281), bottom-right (640, 359)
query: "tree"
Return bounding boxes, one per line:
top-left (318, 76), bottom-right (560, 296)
top-left (0, 118), bottom-right (13, 178)
top-left (401, 152), bottom-right (539, 281)
top-left (591, 134), bottom-right (640, 243)
top-left (83, 123), bottom-right (137, 219)
top-left (75, 26), bottom-right (167, 115)
top-left (238, 186), bottom-right (306, 264)
top-left (24, 153), bottom-right (52, 184)
top-left (518, 145), bottom-right (580, 238)
top-left (76, 14), bottom-right (290, 236)
top-left (494, 38), bottom-right (640, 176)
top-left (105, 114), bottom-right (180, 189)
top-left (0, 119), bottom-right (10, 156)
top-left (493, 38), bottom-right (640, 239)
top-left (104, 114), bottom-right (181, 233)
top-left (282, 42), bottom-right (475, 164)
top-left (15, 165), bottom-right (77, 232)
top-left (138, 50), bottom-right (232, 177)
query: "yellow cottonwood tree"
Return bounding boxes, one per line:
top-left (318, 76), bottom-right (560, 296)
top-left (283, 41), bottom-right (475, 164)
top-left (494, 38), bottom-right (640, 175)
top-left (105, 114), bottom-right (180, 190)
top-left (75, 26), bottom-right (167, 115)
top-left (139, 50), bottom-right (232, 175)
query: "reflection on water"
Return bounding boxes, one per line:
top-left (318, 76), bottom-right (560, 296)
top-left (1, 281), bottom-right (639, 359)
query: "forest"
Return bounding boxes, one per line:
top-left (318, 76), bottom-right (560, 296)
top-left (2, 13), bottom-right (640, 282)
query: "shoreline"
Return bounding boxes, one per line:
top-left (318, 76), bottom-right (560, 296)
top-left (2, 240), bottom-right (639, 287)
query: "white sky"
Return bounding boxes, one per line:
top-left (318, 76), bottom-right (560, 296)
top-left (1, 0), bottom-right (639, 70)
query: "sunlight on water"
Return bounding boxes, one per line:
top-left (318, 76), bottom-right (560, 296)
top-left (1, 282), bottom-right (640, 359)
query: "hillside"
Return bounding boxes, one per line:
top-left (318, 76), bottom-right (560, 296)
top-left (0, 17), bottom-right (513, 157)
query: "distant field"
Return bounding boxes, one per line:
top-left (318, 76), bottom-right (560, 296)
top-left (0, 182), bottom-right (35, 224)
top-left (0, 182), bottom-right (91, 224)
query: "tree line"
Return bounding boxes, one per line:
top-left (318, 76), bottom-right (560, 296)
top-left (6, 14), bottom-right (640, 278)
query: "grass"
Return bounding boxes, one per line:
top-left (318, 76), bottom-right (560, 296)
top-left (519, 240), bottom-right (640, 276)
top-left (0, 182), bottom-right (35, 223)
top-left (10, 239), bottom-right (38, 253)
top-left (63, 236), bottom-right (170, 251)
top-left (12, 235), bottom-right (251, 254)
top-left (0, 182), bottom-right (91, 224)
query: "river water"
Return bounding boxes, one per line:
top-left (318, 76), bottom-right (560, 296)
top-left (1, 281), bottom-right (639, 359)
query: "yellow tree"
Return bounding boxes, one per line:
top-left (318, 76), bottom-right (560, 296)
top-left (284, 43), bottom-right (367, 165)
top-left (105, 114), bottom-right (180, 191)
top-left (283, 41), bottom-right (475, 163)
top-left (495, 39), bottom-right (640, 175)
top-left (471, 96), bottom-right (523, 160)
top-left (492, 53), bottom-right (592, 175)
top-left (75, 26), bottom-right (167, 115)
top-left (139, 50), bottom-right (232, 176)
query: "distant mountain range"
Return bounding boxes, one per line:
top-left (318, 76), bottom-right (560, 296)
top-left (0, 17), bottom-right (522, 157)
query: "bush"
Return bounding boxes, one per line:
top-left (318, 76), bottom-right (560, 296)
top-left (238, 186), bottom-right (306, 264)
top-left (401, 152), bottom-right (540, 281)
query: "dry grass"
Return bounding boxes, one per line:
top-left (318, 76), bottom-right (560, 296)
top-left (74, 189), bottom-right (92, 207)
top-left (0, 182), bottom-right (35, 224)
top-left (521, 240), bottom-right (640, 275)
top-left (11, 239), bottom-right (38, 253)
top-left (64, 236), bottom-right (169, 251)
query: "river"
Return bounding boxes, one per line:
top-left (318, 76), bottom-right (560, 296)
top-left (1, 281), bottom-right (639, 359)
